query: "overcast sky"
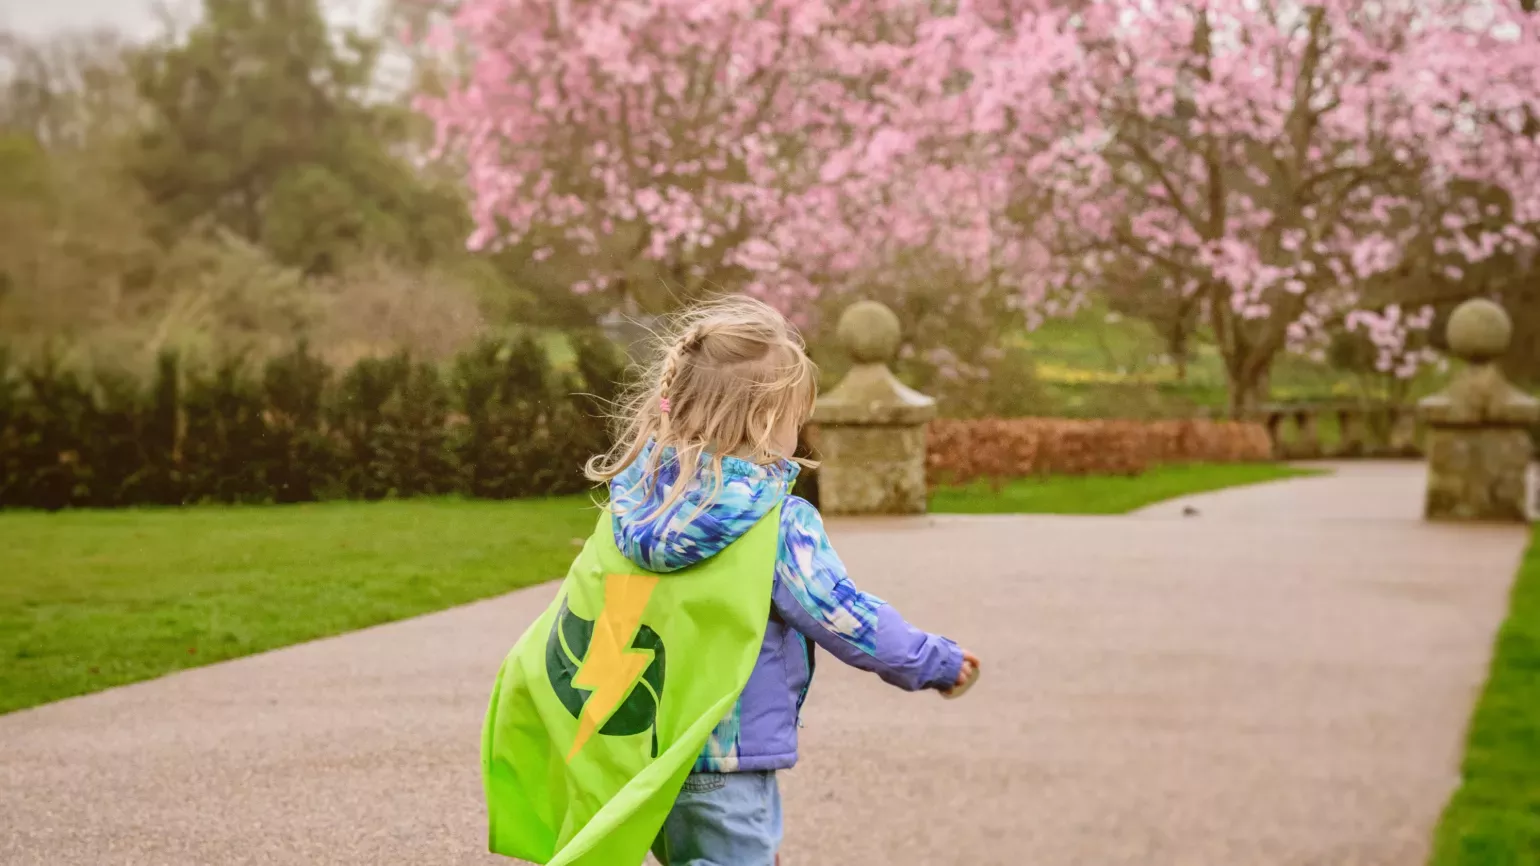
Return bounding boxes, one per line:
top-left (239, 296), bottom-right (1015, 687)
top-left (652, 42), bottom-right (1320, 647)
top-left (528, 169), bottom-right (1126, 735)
top-left (0, 0), bottom-right (384, 41)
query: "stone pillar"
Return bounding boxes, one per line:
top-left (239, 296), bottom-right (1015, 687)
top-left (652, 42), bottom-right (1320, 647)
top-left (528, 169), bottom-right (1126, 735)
top-left (809, 300), bottom-right (936, 515)
top-left (1418, 299), bottom-right (1540, 522)
top-left (1388, 408), bottom-right (1420, 456)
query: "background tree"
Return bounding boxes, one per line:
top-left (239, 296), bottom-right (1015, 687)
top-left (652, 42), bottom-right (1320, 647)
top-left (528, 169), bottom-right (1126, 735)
top-left (0, 4), bottom-right (508, 372)
top-left (975, 0), bottom-right (1540, 414)
top-left (130, 0), bottom-right (467, 275)
top-left (419, 0), bottom-right (1074, 391)
top-left (0, 28), bottom-right (141, 149)
top-left (418, 0), bottom-right (860, 316)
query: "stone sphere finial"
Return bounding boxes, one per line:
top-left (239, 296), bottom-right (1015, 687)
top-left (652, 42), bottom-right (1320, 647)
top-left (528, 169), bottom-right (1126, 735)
top-left (1446, 299), bottom-right (1513, 363)
top-left (836, 300), bottom-right (902, 364)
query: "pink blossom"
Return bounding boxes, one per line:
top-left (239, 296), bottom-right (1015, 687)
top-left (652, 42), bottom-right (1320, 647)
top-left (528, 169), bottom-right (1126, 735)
top-left (418, 0), bottom-right (1540, 393)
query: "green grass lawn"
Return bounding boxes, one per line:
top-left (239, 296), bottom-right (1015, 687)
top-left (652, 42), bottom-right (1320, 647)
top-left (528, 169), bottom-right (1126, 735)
top-left (1430, 527), bottom-right (1540, 865)
top-left (0, 497), bottom-right (597, 715)
top-left (928, 462), bottom-right (1319, 515)
top-left (1, 463), bottom-right (1314, 716)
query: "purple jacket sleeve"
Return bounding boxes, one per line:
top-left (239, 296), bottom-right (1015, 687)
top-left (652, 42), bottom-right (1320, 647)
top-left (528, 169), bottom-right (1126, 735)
top-left (771, 496), bottom-right (963, 692)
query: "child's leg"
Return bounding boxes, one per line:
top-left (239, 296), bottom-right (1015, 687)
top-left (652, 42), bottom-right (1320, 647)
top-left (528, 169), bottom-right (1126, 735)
top-left (651, 771), bottom-right (781, 866)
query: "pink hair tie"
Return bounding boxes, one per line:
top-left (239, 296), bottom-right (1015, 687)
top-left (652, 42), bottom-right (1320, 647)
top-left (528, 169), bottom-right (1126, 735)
top-left (659, 397), bottom-right (672, 414)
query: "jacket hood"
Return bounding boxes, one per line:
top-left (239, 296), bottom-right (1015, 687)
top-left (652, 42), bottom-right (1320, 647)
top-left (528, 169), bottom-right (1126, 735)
top-left (609, 441), bottom-right (800, 573)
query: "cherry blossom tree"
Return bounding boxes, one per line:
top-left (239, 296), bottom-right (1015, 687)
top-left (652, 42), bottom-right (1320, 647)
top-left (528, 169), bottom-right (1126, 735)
top-left (417, 0), bottom-right (826, 315)
top-left (419, 0), bottom-right (1540, 412)
top-left (989, 0), bottom-right (1540, 413)
top-left (414, 0), bottom-right (1075, 340)
top-left (419, 0), bottom-right (902, 313)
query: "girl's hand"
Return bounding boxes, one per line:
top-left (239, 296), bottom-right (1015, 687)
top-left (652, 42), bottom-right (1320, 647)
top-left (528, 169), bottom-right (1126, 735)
top-left (942, 649), bottom-right (980, 698)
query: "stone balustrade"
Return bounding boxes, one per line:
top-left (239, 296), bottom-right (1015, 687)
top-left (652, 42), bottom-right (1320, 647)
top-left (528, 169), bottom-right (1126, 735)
top-left (1252, 402), bottom-right (1425, 460)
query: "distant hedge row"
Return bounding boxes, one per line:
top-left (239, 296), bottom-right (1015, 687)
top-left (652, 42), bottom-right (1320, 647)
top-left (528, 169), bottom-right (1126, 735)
top-left (926, 417), bottom-right (1275, 486)
top-left (0, 335), bottom-right (626, 510)
top-left (9, 338), bottom-right (1283, 510)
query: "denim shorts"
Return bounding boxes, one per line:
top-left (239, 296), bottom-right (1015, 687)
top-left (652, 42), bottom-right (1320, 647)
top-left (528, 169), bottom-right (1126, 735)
top-left (651, 771), bottom-right (782, 866)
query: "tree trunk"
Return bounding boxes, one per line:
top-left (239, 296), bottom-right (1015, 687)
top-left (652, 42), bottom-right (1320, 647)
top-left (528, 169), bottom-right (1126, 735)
top-left (1167, 327), bottom-right (1189, 383)
top-left (1226, 367), bottom-right (1263, 419)
top-left (1227, 384), bottom-right (1252, 419)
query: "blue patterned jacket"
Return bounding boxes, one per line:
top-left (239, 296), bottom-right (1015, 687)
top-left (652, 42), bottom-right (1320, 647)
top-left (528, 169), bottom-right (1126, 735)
top-left (610, 443), bottom-right (963, 773)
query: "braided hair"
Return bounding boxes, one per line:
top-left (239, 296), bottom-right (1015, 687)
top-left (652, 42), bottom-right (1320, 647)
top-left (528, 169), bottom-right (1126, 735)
top-left (654, 322), bottom-right (707, 436)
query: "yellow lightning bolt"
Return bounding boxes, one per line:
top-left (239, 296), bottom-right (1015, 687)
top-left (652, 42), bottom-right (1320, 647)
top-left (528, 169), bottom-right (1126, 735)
top-left (568, 573), bottom-right (661, 761)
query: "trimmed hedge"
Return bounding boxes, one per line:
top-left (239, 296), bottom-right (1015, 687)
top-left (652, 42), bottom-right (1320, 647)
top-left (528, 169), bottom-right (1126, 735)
top-left (926, 417), bottom-right (1275, 487)
top-left (0, 336), bottom-right (624, 510)
top-left (2, 345), bottom-right (1278, 510)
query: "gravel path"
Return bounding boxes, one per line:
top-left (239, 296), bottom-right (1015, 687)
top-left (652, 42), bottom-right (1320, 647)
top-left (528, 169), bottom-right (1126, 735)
top-left (0, 461), bottom-right (1525, 865)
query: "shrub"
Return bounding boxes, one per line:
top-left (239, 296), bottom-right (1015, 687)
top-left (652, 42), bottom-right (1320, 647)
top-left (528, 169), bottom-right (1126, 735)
top-left (926, 417), bottom-right (1274, 487)
top-left (331, 353), bottom-right (459, 500)
top-left (559, 331), bottom-right (630, 479)
top-left (0, 339), bottom-right (1284, 509)
top-left (134, 351), bottom-right (183, 505)
top-left (455, 336), bottom-right (565, 498)
top-left (179, 355), bottom-right (270, 504)
top-left (377, 359), bottom-right (457, 498)
top-left (262, 342), bottom-right (338, 503)
top-left (81, 367), bottom-right (157, 507)
top-left (334, 352), bottom-right (415, 500)
top-left (0, 334), bottom-right (629, 510)
top-left (5, 357), bottom-right (91, 509)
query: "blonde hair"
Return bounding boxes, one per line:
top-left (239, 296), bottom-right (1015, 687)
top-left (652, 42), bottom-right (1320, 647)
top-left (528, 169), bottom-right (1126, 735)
top-left (586, 295), bottom-right (818, 524)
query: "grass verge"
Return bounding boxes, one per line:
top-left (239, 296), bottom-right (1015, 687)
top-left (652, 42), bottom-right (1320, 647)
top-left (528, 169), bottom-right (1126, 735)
top-left (0, 497), bottom-right (596, 715)
top-left (1430, 528), bottom-right (1540, 865)
top-left (928, 462), bottom-right (1319, 515)
top-left (2, 463), bottom-right (1320, 715)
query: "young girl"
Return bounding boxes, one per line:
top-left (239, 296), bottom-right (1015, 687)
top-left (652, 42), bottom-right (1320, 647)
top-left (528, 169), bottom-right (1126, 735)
top-left (482, 295), bottom-right (977, 866)
top-left (604, 296), bottom-right (978, 864)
